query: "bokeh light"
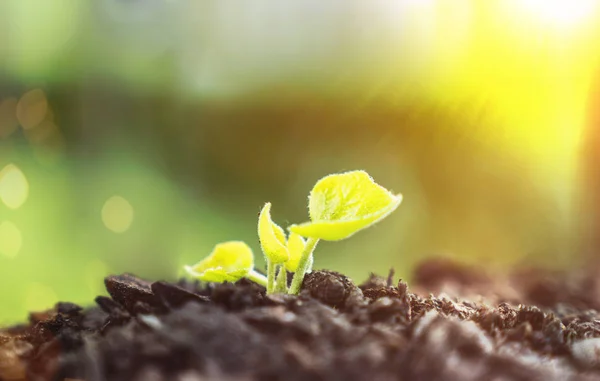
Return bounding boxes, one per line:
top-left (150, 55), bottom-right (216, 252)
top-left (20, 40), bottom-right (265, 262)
top-left (0, 221), bottom-right (22, 258)
top-left (101, 196), bottom-right (135, 233)
top-left (16, 89), bottom-right (48, 130)
top-left (0, 164), bottom-right (29, 210)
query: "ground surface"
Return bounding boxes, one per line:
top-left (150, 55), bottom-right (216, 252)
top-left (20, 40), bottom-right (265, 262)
top-left (3, 259), bottom-right (600, 380)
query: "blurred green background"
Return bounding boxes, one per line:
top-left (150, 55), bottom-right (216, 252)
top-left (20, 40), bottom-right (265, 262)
top-left (2, 0), bottom-right (600, 323)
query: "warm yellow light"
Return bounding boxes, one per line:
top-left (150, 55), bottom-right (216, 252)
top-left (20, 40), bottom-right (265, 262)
top-left (517, 0), bottom-right (597, 28)
top-left (0, 221), bottom-right (22, 258)
top-left (101, 196), bottom-right (134, 233)
top-left (0, 164), bottom-right (29, 209)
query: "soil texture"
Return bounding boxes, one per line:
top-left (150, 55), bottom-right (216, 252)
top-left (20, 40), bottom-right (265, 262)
top-left (3, 259), bottom-right (600, 380)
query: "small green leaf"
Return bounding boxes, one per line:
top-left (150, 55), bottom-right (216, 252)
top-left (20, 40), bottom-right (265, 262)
top-left (284, 232), bottom-right (307, 272)
top-left (289, 170), bottom-right (402, 241)
top-left (184, 241), bottom-right (254, 283)
top-left (258, 202), bottom-right (289, 264)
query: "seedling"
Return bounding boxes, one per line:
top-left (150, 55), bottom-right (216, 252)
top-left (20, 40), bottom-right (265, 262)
top-left (184, 170), bottom-right (402, 295)
top-left (183, 241), bottom-right (268, 287)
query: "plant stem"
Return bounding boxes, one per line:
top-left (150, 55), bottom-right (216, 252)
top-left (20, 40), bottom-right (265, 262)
top-left (274, 265), bottom-right (288, 293)
top-left (288, 237), bottom-right (320, 295)
top-left (247, 270), bottom-right (268, 288)
top-left (266, 260), bottom-right (276, 293)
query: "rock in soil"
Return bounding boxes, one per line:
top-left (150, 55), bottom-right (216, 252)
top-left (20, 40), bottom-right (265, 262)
top-left (3, 260), bottom-right (600, 380)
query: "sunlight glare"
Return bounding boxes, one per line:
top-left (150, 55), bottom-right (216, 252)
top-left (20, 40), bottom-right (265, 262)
top-left (518, 0), bottom-right (597, 28)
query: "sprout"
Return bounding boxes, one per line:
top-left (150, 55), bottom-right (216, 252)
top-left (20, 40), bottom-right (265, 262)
top-left (182, 170), bottom-right (402, 296)
top-left (258, 202), bottom-right (289, 293)
top-left (287, 170), bottom-right (402, 294)
top-left (184, 241), bottom-right (267, 287)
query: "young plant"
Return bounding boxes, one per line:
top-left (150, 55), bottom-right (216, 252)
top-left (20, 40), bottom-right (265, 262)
top-left (287, 170), bottom-right (402, 294)
top-left (183, 241), bottom-right (267, 287)
top-left (183, 170), bottom-right (401, 296)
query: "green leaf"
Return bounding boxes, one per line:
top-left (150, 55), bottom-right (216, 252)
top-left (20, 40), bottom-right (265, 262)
top-left (258, 202), bottom-right (289, 263)
top-left (184, 241), bottom-right (254, 283)
top-left (289, 170), bottom-right (402, 241)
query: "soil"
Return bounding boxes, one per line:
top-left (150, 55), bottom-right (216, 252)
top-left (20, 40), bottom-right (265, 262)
top-left (3, 259), bottom-right (600, 381)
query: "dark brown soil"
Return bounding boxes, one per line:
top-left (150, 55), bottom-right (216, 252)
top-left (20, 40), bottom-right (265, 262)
top-left (3, 259), bottom-right (600, 381)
